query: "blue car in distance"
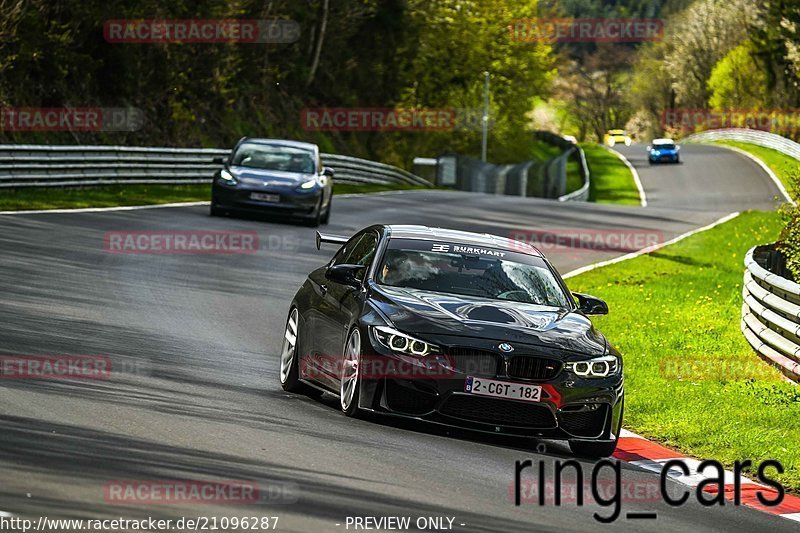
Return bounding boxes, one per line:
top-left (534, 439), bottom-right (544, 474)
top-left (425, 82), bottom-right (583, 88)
top-left (210, 138), bottom-right (334, 226)
top-left (647, 138), bottom-right (680, 164)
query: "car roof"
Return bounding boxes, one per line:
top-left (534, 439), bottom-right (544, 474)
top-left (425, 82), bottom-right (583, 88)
top-left (385, 225), bottom-right (543, 257)
top-left (652, 138), bottom-right (675, 144)
top-left (608, 129), bottom-right (626, 134)
top-left (239, 138), bottom-right (318, 152)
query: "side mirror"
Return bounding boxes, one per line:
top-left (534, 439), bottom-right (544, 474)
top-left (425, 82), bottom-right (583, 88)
top-left (573, 292), bottom-right (609, 316)
top-left (646, 145), bottom-right (651, 151)
top-left (212, 156), bottom-right (225, 165)
top-left (325, 264), bottom-right (364, 288)
top-left (676, 145), bottom-right (681, 151)
top-left (322, 166), bottom-right (335, 177)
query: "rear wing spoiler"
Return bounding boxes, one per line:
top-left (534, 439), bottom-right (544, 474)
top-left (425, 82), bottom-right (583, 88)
top-left (315, 231), bottom-right (348, 250)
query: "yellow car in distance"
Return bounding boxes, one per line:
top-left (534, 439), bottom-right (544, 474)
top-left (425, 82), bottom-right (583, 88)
top-left (604, 129), bottom-right (632, 147)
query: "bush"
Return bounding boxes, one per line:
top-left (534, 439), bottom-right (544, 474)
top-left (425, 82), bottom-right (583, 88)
top-left (777, 169), bottom-right (800, 279)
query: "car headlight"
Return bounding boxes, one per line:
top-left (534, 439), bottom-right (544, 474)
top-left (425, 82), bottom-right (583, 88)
top-left (298, 178), bottom-right (317, 190)
top-left (565, 355), bottom-right (619, 378)
top-left (371, 326), bottom-right (441, 356)
top-left (218, 169), bottom-right (237, 184)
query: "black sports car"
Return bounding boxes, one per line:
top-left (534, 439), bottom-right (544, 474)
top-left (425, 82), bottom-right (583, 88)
top-left (279, 225), bottom-right (624, 457)
top-left (211, 138), bottom-right (334, 226)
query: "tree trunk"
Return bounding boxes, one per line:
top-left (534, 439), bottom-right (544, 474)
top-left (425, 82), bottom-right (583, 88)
top-left (306, 0), bottom-right (329, 88)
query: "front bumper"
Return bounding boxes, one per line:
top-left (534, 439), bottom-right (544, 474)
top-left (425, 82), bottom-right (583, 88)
top-left (649, 153), bottom-right (678, 163)
top-left (354, 333), bottom-right (624, 441)
top-left (212, 182), bottom-right (322, 216)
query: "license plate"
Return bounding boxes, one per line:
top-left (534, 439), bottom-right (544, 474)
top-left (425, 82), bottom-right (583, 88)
top-left (464, 376), bottom-right (541, 402)
top-left (250, 192), bottom-right (280, 202)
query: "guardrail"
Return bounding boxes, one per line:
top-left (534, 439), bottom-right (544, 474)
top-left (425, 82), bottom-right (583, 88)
top-left (682, 128), bottom-right (800, 161)
top-left (0, 145), bottom-right (432, 188)
top-left (558, 146), bottom-right (590, 202)
top-left (532, 131), bottom-right (590, 201)
top-left (742, 245), bottom-right (800, 382)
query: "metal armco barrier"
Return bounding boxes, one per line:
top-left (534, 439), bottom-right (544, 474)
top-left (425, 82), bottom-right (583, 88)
top-left (532, 132), bottom-right (590, 202)
top-left (683, 128), bottom-right (800, 161)
top-left (558, 144), bottom-right (590, 202)
top-left (0, 145), bottom-right (432, 188)
top-left (742, 245), bottom-right (800, 382)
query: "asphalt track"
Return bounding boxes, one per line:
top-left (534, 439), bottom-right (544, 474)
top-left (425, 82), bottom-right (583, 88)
top-left (0, 144), bottom-right (793, 532)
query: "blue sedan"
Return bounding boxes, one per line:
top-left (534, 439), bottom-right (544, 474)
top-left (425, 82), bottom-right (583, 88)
top-left (647, 138), bottom-right (680, 164)
top-left (211, 138), bottom-right (334, 226)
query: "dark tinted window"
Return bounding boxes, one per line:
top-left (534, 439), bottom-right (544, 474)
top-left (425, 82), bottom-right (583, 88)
top-left (376, 239), bottom-right (569, 307)
top-left (231, 142), bottom-right (315, 174)
top-left (332, 232), bottom-right (379, 280)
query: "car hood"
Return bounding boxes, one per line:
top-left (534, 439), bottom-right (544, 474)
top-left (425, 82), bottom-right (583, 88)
top-left (369, 284), bottom-right (607, 355)
top-left (229, 166), bottom-right (314, 187)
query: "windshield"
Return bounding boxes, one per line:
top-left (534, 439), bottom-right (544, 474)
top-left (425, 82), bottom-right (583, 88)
top-left (376, 239), bottom-right (570, 307)
top-left (231, 143), bottom-right (316, 174)
top-left (654, 143), bottom-right (676, 150)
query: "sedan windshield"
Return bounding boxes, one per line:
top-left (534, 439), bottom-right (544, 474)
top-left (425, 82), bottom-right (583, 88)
top-left (232, 143), bottom-right (316, 174)
top-left (654, 143), bottom-right (676, 150)
top-left (376, 239), bottom-right (570, 307)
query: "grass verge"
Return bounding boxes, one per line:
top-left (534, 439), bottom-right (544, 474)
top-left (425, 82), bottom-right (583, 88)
top-left (567, 210), bottom-right (800, 492)
top-left (581, 143), bottom-right (641, 205)
top-left (713, 140), bottom-right (800, 193)
top-left (0, 182), bottom-right (431, 211)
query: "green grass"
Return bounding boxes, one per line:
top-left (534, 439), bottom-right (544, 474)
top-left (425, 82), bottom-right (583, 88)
top-left (565, 152), bottom-right (583, 194)
top-left (0, 182), bottom-right (432, 211)
top-left (581, 143), bottom-right (641, 205)
top-left (567, 210), bottom-right (800, 491)
top-left (713, 140), bottom-right (800, 193)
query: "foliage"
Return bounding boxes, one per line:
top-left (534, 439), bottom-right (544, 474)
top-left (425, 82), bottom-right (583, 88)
top-left (0, 0), bottom-right (555, 167)
top-left (707, 40), bottom-right (769, 109)
top-left (779, 168), bottom-right (800, 279)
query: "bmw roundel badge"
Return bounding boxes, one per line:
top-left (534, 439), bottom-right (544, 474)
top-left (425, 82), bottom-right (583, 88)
top-left (498, 342), bottom-right (514, 353)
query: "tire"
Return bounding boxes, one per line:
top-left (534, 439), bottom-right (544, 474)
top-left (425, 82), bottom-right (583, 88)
top-left (340, 328), bottom-right (363, 418)
top-left (209, 202), bottom-right (222, 216)
top-left (279, 308), bottom-right (303, 392)
top-left (675, 156), bottom-right (680, 164)
top-left (321, 196), bottom-right (331, 225)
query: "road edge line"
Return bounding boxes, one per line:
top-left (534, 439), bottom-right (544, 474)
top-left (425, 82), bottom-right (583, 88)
top-left (0, 188), bottom-right (441, 215)
top-left (0, 201), bottom-right (210, 216)
top-left (601, 145), bottom-right (647, 207)
top-left (562, 211), bottom-right (740, 279)
top-left (710, 143), bottom-right (795, 206)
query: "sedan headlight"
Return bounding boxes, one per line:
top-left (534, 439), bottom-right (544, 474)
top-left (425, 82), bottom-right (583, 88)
top-left (565, 355), bottom-right (619, 378)
top-left (372, 326), bottom-right (441, 356)
top-left (218, 168), bottom-right (237, 184)
top-left (298, 178), bottom-right (317, 190)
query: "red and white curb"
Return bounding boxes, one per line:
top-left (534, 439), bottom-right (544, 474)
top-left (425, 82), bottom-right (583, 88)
top-left (614, 429), bottom-right (800, 522)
